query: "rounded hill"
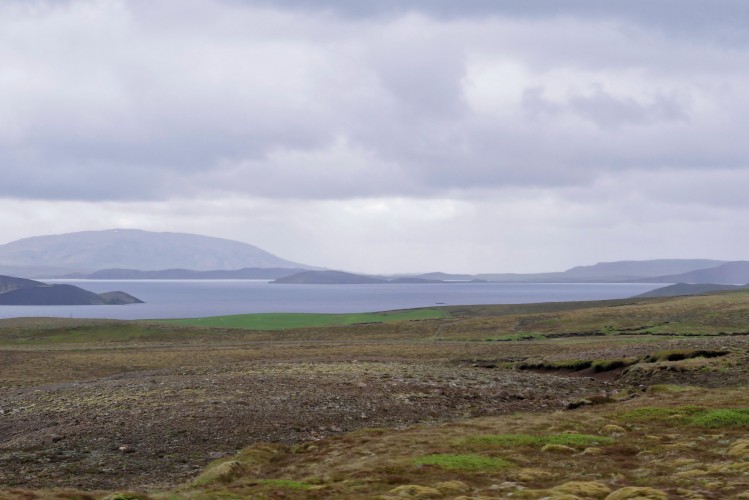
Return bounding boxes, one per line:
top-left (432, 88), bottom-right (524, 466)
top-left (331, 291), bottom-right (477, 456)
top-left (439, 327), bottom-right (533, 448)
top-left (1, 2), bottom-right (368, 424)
top-left (0, 229), bottom-right (312, 273)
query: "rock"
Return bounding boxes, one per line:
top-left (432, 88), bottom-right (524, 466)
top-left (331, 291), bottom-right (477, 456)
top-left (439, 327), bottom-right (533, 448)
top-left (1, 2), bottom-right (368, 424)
top-left (512, 468), bottom-right (553, 482)
top-left (600, 425), bottom-right (626, 436)
top-left (728, 462), bottom-right (749, 473)
top-left (102, 493), bottom-right (151, 500)
top-left (673, 469), bottom-right (707, 478)
top-left (542, 444), bottom-right (577, 454)
top-left (568, 399), bottom-right (593, 409)
top-left (434, 481), bottom-right (471, 494)
top-left (581, 447), bottom-right (604, 456)
top-left (550, 481), bottom-right (611, 498)
top-left (674, 489), bottom-right (705, 500)
top-left (388, 485), bottom-right (444, 498)
top-left (48, 434), bottom-right (65, 443)
top-left (728, 439), bottom-right (749, 458)
top-left (193, 460), bottom-right (248, 485)
top-left (604, 487), bottom-right (669, 500)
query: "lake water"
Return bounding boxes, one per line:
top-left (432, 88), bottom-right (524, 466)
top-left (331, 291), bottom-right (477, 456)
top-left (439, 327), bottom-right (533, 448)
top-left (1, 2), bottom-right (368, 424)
top-left (0, 280), bottom-right (665, 320)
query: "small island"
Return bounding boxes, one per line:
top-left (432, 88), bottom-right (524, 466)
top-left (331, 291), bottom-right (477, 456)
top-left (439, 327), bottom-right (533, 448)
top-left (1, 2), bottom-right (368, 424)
top-left (0, 275), bottom-right (143, 305)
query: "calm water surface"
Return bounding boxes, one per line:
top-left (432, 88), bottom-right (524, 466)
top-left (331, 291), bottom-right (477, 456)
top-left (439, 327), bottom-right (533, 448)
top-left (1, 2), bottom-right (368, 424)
top-left (0, 280), bottom-right (665, 320)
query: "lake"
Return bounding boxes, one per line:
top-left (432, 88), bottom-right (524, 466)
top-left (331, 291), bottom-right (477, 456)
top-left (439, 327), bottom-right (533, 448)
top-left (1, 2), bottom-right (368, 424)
top-left (0, 280), bottom-right (665, 320)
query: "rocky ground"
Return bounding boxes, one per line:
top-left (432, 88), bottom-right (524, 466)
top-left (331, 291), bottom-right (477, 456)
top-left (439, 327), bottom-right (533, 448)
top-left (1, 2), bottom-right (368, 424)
top-left (2, 295), bottom-right (749, 497)
top-left (0, 358), bottom-right (609, 491)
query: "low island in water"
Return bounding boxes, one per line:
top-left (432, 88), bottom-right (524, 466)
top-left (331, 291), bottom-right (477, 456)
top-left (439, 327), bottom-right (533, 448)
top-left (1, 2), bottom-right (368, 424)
top-left (0, 275), bottom-right (143, 305)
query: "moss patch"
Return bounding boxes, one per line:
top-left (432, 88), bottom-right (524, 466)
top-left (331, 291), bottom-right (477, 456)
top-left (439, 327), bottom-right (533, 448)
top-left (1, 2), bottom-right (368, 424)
top-left (691, 408), bottom-right (749, 428)
top-left (257, 479), bottom-right (310, 490)
top-left (412, 454), bottom-right (512, 471)
top-left (462, 433), bottom-right (614, 448)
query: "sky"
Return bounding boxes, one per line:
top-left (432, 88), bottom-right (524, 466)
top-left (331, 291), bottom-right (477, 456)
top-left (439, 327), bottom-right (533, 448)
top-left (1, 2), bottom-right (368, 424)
top-left (1, 0), bottom-right (748, 273)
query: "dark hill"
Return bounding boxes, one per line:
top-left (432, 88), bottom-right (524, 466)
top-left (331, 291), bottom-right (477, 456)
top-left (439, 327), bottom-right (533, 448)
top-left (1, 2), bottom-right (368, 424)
top-left (0, 275), bottom-right (43, 294)
top-left (0, 275), bottom-right (144, 305)
top-left (272, 271), bottom-right (387, 284)
top-left (0, 284), bottom-right (143, 305)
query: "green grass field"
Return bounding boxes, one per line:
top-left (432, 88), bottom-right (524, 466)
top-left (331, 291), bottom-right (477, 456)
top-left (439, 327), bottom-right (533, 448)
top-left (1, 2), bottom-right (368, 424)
top-left (161, 308), bottom-right (449, 330)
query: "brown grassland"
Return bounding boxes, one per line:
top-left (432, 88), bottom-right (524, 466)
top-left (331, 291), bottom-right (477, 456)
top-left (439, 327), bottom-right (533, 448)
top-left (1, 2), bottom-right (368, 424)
top-left (2, 291), bottom-right (749, 498)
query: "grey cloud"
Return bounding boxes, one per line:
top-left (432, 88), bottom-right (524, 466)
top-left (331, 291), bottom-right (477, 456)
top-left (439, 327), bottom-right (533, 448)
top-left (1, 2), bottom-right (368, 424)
top-left (232, 0), bottom-right (749, 44)
top-left (524, 85), bottom-right (690, 130)
top-left (1, 0), bottom-right (749, 204)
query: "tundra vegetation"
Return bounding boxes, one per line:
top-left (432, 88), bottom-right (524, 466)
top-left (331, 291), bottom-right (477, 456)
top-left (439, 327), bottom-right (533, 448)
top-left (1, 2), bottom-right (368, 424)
top-left (2, 291), bottom-right (749, 498)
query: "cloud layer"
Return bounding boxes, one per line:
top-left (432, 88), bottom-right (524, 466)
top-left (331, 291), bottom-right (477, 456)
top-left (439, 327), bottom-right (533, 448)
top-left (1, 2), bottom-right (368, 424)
top-left (0, 0), bottom-right (747, 272)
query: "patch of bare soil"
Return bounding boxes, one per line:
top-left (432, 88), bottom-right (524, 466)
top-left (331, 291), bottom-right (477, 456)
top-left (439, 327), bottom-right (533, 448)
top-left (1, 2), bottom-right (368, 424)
top-left (0, 360), bottom-right (608, 491)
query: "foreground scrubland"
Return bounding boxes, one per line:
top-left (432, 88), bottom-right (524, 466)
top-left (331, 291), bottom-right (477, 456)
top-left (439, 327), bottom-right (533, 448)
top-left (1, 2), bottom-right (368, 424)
top-left (2, 291), bottom-right (749, 498)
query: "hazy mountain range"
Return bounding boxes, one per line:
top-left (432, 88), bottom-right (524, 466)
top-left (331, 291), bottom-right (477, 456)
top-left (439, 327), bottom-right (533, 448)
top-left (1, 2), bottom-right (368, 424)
top-left (0, 229), bottom-right (745, 285)
top-left (635, 283), bottom-right (748, 299)
top-left (638, 261), bottom-right (749, 285)
top-left (413, 259), bottom-right (729, 283)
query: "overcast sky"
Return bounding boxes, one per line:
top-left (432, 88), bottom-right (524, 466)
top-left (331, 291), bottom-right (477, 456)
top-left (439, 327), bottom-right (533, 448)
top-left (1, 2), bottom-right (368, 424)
top-left (1, 0), bottom-right (748, 273)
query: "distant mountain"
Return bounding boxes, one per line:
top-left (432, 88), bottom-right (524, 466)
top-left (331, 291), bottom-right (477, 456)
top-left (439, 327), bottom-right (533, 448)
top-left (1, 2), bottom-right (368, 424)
top-left (635, 283), bottom-right (746, 298)
top-left (643, 261), bottom-right (749, 285)
top-left (0, 265), bottom-right (77, 280)
top-left (272, 271), bottom-right (387, 284)
top-left (70, 267), bottom-right (308, 280)
top-left (389, 277), bottom-right (444, 284)
top-left (273, 271), bottom-right (489, 285)
top-left (559, 259), bottom-right (727, 280)
top-left (0, 275), bottom-right (143, 305)
top-left (0, 229), bottom-right (315, 277)
top-left (413, 259), bottom-right (730, 283)
top-left (414, 272), bottom-right (477, 281)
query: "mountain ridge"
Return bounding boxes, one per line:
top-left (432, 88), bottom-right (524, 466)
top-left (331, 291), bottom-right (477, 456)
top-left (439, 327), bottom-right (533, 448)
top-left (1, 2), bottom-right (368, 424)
top-left (67, 267), bottom-right (309, 280)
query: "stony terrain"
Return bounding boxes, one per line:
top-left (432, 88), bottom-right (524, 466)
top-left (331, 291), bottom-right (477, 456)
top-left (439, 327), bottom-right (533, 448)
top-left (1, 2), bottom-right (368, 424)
top-left (0, 359), bottom-right (608, 491)
top-left (1, 291), bottom-right (749, 498)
